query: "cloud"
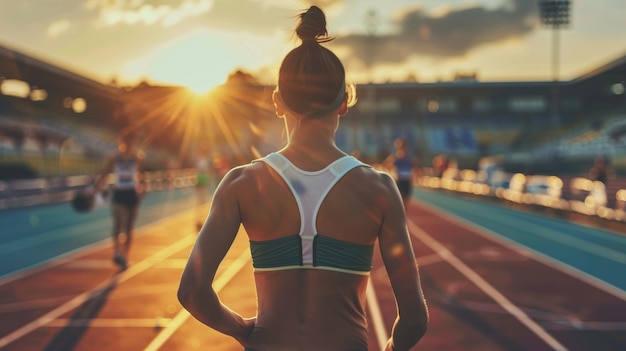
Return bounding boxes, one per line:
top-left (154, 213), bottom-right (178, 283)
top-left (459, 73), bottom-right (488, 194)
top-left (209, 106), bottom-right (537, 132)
top-left (47, 19), bottom-right (71, 37)
top-left (332, 0), bottom-right (538, 66)
top-left (187, 0), bottom-right (347, 36)
top-left (82, 0), bottom-right (328, 31)
top-left (85, 0), bottom-right (214, 27)
top-left (251, 0), bottom-right (343, 8)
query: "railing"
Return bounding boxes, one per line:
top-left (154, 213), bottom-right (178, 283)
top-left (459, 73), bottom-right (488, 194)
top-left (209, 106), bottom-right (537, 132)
top-left (415, 167), bottom-right (626, 224)
top-left (0, 168), bottom-right (199, 210)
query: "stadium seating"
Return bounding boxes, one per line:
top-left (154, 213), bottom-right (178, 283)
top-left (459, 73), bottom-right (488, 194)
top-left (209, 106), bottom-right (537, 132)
top-left (415, 112), bottom-right (626, 223)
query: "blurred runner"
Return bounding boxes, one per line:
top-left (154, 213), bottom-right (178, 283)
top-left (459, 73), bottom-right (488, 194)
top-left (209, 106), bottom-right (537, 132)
top-left (93, 131), bottom-right (144, 271)
top-left (385, 137), bottom-right (419, 208)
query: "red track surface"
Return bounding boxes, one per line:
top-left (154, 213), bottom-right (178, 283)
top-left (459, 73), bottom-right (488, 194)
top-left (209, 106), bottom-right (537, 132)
top-left (0, 198), bottom-right (624, 350)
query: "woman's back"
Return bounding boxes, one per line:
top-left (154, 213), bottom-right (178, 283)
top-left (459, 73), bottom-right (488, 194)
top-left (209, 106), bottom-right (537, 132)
top-left (177, 6), bottom-right (427, 351)
top-left (237, 153), bottom-right (385, 244)
top-left (250, 269), bottom-right (369, 350)
top-left (232, 152), bottom-right (390, 350)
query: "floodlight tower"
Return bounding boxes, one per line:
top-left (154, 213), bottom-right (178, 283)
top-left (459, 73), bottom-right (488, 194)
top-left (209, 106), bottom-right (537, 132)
top-left (539, 0), bottom-right (571, 130)
top-left (365, 8), bottom-right (379, 83)
top-left (363, 9), bottom-right (379, 155)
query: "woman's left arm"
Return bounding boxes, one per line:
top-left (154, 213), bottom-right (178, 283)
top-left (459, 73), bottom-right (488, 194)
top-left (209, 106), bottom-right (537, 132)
top-left (177, 168), bottom-right (254, 342)
top-left (135, 153), bottom-right (146, 197)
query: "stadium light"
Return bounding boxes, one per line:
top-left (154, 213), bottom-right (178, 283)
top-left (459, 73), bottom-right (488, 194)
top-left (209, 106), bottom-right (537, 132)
top-left (539, 0), bottom-right (571, 130)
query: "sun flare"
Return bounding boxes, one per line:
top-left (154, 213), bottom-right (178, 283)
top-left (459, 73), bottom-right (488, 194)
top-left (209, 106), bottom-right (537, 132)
top-left (119, 29), bottom-right (279, 164)
top-left (147, 30), bottom-right (242, 92)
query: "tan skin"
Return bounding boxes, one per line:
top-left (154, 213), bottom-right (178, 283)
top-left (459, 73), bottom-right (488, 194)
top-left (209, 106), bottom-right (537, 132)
top-left (94, 137), bottom-right (144, 262)
top-left (178, 92), bottom-right (428, 350)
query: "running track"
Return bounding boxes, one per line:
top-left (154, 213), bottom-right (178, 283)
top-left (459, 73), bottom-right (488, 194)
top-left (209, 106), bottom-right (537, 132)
top-left (0, 187), bottom-right (625, 350)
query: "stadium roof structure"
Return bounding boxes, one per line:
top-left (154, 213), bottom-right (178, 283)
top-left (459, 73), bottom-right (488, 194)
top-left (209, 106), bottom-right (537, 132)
top-left (0, 44), bottom-right (120, 100)
top-left (569, 50), bottom-right (626, 85)
top-left (2, 40), bottom-right (623, 109)
top-left (358, 49), bottom-right (626, 91)
top-left (362, 80), bottom-right (554, 89)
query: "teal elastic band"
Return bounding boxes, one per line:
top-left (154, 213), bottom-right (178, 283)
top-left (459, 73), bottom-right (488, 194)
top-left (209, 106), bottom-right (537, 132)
top-left (277, 80), bottom-right (346, 118)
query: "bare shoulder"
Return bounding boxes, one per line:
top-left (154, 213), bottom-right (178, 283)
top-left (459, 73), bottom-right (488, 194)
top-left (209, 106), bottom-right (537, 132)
top-left (345, 165), bottom-right (401, 203)
top-left (224, 161), bottom-right (266, 179)
top-left (351, 165), bottom-right (398, 191)
top-left (216, 161), bottom-right (268, 192)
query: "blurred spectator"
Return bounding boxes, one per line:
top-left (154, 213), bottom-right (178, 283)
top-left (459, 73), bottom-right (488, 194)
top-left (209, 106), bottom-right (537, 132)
top-left (589, 156), bottom-right (614, 186)
top-left (589, 156), bottom-right (615, 207)
top-left (194, 144), bottom-right (214, 229)
top-left (478, 156), bottom-right (502, 189)
top-left (432, 154), bottom-right (449, 178)
top-left (212, 152), bottom-right (231, 182)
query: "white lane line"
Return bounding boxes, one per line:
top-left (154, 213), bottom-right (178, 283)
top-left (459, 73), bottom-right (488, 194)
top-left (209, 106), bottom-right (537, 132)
top-left (459, 207), bottom-right (626, 264)
top-left (146, 250), bottom-right (392, 351)
top-left (414, 253), bottom-right (445, 267)
top-left (0, 218), bottom-right (110, 254)
top-left (0, 234), bottom-right (197, 349)
top-left (416, 200), bottom-right (626, 302)
top-left (46, 318), bottom-right (173, 328)
top-left (143, 248), bottom-right (251, 351)
top-left (408, 219), bottom-right (569, 351)
top-left (366, 279), bottom-right (389, 351)
top-left (1, 196), bottom-right (195, 254)
top-left (0, 296), bottom-right (70, 313)
top-left (0, 204), bottom-right (201, 286)
top-left (63, 259), bottom-right (120, 269)
top-left (543, 321), bottom-right (626, 331)
top-left (61, 258), bottom-right (188, 270)
top-left (0, 281), bottom-right (185, 314)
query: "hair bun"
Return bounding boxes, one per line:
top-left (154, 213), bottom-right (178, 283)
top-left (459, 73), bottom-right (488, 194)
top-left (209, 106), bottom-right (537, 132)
top-left (296, 6), bottom-right (331, 44)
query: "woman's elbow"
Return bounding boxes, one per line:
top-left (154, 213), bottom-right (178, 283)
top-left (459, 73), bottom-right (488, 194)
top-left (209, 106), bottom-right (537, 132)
top-left (415, 306), bottom-right (429, 338)
top-left (415, 317), bottom-right (428, 339)
top-left (177, 278), bottom-right (199, 310)
top-left (177, 284), bottom-right (191, 308)
top-left (404, 306), bottom-right (429, 339)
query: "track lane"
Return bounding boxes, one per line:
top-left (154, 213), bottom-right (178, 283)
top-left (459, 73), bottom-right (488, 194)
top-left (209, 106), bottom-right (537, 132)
top-left (1, 188), bottom-right (625, 350)
top-left (414, 188), bottom-right (626, 293)
top-left (404, 193), bottom-right (626, 350)
top-left (0, 188), bottom-right (197, 281)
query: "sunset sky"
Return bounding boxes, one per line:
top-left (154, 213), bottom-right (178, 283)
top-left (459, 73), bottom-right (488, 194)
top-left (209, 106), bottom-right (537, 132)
top-left (1, 0), bottom-right (625, 92)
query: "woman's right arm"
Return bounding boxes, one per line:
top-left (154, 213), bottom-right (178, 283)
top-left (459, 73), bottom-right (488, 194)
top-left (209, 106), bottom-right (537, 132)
top-left (177, 168), bottom-right (255, 343)
top-left (377, 173), bottom-right (429, 351)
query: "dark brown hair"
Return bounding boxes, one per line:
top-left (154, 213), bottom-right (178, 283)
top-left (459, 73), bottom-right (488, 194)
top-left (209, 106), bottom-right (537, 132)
top-left (277, 6), bottom-right (352, 117)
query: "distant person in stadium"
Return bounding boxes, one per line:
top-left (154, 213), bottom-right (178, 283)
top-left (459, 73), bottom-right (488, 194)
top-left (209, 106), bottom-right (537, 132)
top-left (212, 151), bottom-right (231, 183)
top-left (93, 131), bottom-right (144, 271)
top-left (194, 144), bottom-right (213, 230)
top-left (385, 137), bottom-right (419, 207)
top-left (432, 154), bottom-right (449, 178)
top-left (589, 155), bottom-right (615, 205)
top-left (177, 6), bottom-right (428, 351)
top-left (589, 155), bottom-right (614, 186)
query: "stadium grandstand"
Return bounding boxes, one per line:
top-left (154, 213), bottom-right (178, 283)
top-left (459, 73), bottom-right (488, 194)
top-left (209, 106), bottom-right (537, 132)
top-left (340, 50), bottom-right (626, 176)
top-left (334, 50), bottom-right (626, 224)
top-left (337, 49), bottom-right (626, 224)
top-left (0, 44), bottom-right (126, 179)
top-left (1, 41), bottom-right (624, 222)
top-left (0, 43), bottom-right (280, 208)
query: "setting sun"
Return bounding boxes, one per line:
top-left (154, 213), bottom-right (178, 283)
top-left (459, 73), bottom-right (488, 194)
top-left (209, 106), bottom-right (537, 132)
top-left (143, 29), bottom-right (243, 92)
